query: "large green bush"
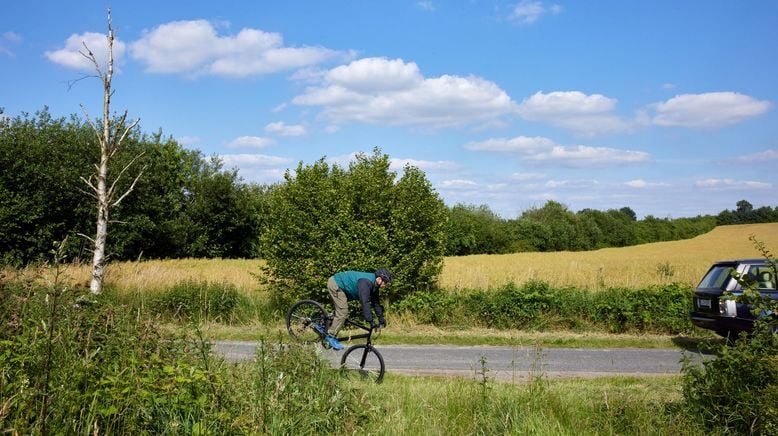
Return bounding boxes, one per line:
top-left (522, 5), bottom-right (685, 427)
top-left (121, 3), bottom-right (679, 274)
top-left (261, 148), bottom-right (447, 304)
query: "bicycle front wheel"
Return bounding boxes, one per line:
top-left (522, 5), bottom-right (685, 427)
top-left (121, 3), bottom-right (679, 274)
top-left (340, 344), bottom-right (385, 384)
top-left (286, 299), bottom-right (328, 343)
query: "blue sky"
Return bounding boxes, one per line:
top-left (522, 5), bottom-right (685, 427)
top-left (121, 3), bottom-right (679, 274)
top-left (2, 1), bottom-right (777, 219)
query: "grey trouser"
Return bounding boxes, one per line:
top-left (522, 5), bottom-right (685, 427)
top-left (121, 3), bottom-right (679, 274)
top-left (327, 276), bottom-right (349, 335)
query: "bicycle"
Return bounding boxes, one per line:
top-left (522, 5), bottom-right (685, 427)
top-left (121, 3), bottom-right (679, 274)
top-left (285, 299), bottom-right (386, 383)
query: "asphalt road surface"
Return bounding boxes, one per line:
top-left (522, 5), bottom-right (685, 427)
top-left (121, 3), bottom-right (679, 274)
top-left (213, 341), bottom-right (706, 381)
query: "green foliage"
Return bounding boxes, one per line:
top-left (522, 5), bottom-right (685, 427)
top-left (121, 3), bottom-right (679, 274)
top-left (445, 204), bottom-right (513, 255)
top-left (396, 281), bottom-right (694, 334)
top-left (0, 273), bottom-right (366, 434)
top-left (261, 148), bottom-right (447, 304)
top-left (0, 109), bottom-right (265, 265)
top-left (717, 199), bottom-right (778, 225)
top-left (682, 237), bottom-right (778, 435)
top-left (147, 280), bottom-right (247, 323)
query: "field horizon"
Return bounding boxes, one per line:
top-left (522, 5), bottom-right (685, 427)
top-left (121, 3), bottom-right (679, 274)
top-left (12, 222), bottom-right (777, 293)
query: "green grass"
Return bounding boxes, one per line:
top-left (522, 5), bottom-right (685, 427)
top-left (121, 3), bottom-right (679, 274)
top-left (198, 322), bottom-right (721, 350)
top-left (338, 373), bottom-right (702, 435)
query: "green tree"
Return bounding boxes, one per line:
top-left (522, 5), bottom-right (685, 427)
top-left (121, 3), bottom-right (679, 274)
top-left (445, 204), bottom-right (511, 255)
top-left (261, 148), bottom-right (446, 304)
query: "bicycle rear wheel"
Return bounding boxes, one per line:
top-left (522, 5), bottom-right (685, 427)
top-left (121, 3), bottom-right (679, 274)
top-left (286, 299), bottom-right (328, 343)
top-left (340, 344), bottom-right (385, 384)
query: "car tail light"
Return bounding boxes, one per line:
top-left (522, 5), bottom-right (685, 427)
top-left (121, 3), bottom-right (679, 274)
top-left (719, 299), bottom-right (736, 317)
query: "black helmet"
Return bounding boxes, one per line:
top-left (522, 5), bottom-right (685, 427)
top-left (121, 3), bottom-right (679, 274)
top-left (375, 268), bottom-right (392, 283)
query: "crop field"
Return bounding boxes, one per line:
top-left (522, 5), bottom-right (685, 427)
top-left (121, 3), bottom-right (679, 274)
top-left (13, 222), bottom-right (777, 293)
top-left (442, 223), bottom-right (778, 290)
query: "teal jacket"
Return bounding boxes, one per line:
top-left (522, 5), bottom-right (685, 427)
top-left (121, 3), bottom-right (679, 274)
top-left (332, 270), bottom-right (385, 324)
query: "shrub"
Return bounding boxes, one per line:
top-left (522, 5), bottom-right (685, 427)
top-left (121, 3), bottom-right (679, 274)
top-left (682, 238), bottom-right (778, 435)
top-left (260, 148), bottom-right (447, 306)
top-left (395, 281), bottom-right (694, 334)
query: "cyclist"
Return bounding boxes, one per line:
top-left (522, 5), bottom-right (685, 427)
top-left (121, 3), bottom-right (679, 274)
top-left (318, 268), bottom-right (391, 350)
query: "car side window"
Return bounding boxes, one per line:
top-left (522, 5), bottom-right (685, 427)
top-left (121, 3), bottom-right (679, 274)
top-left (747, 265), bottom-right (776, 290)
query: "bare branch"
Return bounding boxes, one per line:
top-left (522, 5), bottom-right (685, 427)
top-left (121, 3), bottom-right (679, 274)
top-left (106, 152), bottom-right (145, 200)
top-left (80, 104), bottom-right (100, 138)
top-left (76, 233), bottom-right (96, 244)
top-left (79, 175), bottom-right (98, 194)
top-left (66, 74), bottom-right (98, 91)
top-left (111, 164), bottom-right (147, 207)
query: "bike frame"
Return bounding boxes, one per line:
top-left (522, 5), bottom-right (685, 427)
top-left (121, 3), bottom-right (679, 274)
top-left (334, 318), bottom-right (374, 344)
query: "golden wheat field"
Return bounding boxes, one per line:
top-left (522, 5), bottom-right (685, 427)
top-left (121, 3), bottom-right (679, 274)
top-left (11, 223), bottom-right (777, 292)
top-left (441, 223), bottom-right (778, 290)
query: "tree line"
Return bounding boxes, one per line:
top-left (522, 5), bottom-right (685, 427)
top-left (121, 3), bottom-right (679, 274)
top-left (2, 108), bottom-right (777, 267)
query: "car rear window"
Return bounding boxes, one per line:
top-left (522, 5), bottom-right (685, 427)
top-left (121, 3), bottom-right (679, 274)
top-left (698, 265), bottom-right (735, 289)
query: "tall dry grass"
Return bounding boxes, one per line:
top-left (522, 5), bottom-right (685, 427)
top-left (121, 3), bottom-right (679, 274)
top-left (57, 258), bottom-right (266, 294)
top-left (440, 223), bottom-right (778, 290)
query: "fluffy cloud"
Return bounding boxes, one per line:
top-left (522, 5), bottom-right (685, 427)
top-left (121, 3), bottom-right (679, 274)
top-left (264, 122), bottom-right (307, 136)
top-left (517, 91), bottom-right (630, 136)
top-left (389, 158), bottom-right (460, 172)
top-left (624, 179), bottom-right (670, 188)
top-left (130, 20), bottom-right (345, 77)
top-left (226, 136), bottom-right (276, 149)
top-left (45, 32), bottom-right (126, 71)
top-left (292, 57), bottom-right (517, 128)
top-left (509, 1), bottom-right (562, 24)
top-left (651, 92), bottom-right (770, 128)
top-left (220, 153), bottom-right (290, 167)
top-left (733, 149), bottom-right (778, 163)
top-left (695, 178), bottom-right (772, 189)
top-left (465, 136), bottom-right (649, 167)
top-left (1, 31), bottom-right (22, 57)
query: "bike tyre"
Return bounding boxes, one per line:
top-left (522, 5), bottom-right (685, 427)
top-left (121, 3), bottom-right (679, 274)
top-left (286, 299), bottom-right (328, 344)
top-left (340, 344), bottom-right (385, 384)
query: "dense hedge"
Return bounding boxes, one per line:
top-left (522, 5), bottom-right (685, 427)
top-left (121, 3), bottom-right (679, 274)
top-left (395, 281), bottom-right (694, 334)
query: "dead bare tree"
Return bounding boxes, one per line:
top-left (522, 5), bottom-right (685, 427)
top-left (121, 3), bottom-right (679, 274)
top-left (79, 9), bottom-right (144, 294)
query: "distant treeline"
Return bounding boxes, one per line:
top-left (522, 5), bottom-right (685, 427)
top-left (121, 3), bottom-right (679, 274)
top-left (2, 109), bottom-right (777, 265)
top-left (443, 200), bottom-right (778, 256)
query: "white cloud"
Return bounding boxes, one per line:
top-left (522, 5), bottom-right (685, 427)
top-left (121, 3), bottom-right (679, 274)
top-left (390, 158), bottom-right (460, 172)
top-left (1, 31), bottom-right (22, 57)
top-left (220, 153), bottom-right (290, 167)
top-left (264, 121), bottom-right (307, 136)
top-left (226, 136), bottom-right (276, 149)
top-left (45, 32), bottom-right (126, 71)
top-left (545, 179), bottom-right (599, 189)
top-left (651, 92), bottom-right (771, 128)
top-left (130, 20), bottom-right (346, 77)
top-left (417, 1), bottom-right (435, 11)
top-left (439, 179), bottom-right (478, 189)
top-left (517, 91), bottom-right (631, 136)
top-left (465, 135), bottom-right (650, 167)
top-left (464, 136), bottom-right (554, 153)
top-left (733, 149), bottom-right (778, 163)
top-left (695, 178), bottom-right (772, 189)
top-left (509, 1), bottom-right (562, 25)
top-left (176, 135), bottom-right (202, 145)
top-left (624, 179), bottom-right (670, 188)
top-left (511, 172), bottom-right (546, 181)
top-left (292, 57), bottom-right (517, 129)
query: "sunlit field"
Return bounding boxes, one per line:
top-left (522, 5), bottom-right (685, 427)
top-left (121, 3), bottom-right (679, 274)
top-left (441, 223), bottom-right (778, 290)
top-left (9, 223), bottom-right (777, 293)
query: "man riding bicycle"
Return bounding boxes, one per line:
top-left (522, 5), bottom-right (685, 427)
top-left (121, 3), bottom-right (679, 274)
top-left (319, 268), bottom-right (391, 350)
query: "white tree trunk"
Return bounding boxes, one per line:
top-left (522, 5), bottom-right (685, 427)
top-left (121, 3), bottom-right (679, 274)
top-left (83, 9), bottom-right (143, 295)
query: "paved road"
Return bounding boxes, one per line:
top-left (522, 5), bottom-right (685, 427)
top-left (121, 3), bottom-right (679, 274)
top-left (213, 341), bottom-right (706, 381)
